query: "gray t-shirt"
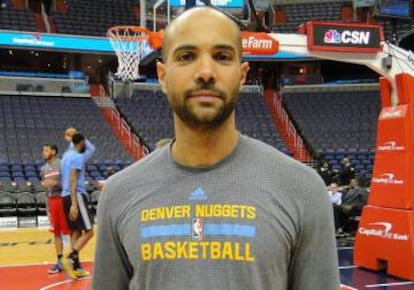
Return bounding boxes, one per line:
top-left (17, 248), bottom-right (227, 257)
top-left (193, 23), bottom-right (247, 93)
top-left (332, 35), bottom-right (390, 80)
top-left (93, 135), bottom-right (340, 290)
top-left (40, 159), bottom-right (62, 197)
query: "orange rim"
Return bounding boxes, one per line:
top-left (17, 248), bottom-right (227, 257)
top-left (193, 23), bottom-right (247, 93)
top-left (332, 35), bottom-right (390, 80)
top-left (107, 26), bottom-right (150, 41)
top-left (107, 26), bottom-right (150, 35)
top-left (107, 26), bottom-right (163, 49)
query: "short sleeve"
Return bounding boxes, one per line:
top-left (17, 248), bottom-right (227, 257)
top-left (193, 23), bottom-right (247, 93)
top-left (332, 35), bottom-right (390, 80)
top-left (70, 154), bottom-right (84, 171)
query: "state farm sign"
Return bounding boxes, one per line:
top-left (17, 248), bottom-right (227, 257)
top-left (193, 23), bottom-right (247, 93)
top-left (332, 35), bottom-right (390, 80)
top-left (241, 32), bottom-right (279, 55)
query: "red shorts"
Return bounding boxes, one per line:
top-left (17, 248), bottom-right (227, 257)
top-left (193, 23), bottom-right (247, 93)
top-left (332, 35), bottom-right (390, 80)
top-left (48, 196), bottom-right (70, 236)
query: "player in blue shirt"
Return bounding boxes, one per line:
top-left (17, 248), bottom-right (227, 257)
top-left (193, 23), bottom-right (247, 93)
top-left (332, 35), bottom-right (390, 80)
top-left (61, 133), bottom-right (95, 279)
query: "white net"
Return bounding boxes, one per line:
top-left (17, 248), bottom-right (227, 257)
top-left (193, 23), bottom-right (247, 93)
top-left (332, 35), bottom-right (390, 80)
top-left (108, 26), bottom-right (149, 82)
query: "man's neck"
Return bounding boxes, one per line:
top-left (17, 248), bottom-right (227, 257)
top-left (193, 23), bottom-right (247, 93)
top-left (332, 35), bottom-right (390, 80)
top-left (47, 157), bottom-right (57, 165)
top-left (172, 114), bottom-right (239, 167)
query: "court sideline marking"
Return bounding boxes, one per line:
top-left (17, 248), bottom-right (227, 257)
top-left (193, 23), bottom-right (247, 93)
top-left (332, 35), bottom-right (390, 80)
top-left (365, 281), bottom-right (414, 288)
top-left (0, 260), bottom-right (93, 268)
top-left (39, 277), bottom-right (91, 290)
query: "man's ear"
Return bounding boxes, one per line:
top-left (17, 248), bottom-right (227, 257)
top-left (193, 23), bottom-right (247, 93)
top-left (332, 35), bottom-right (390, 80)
top-left (239, 61), bottom-right (250, 88)
top-left (156, 60), bottom-right (167, 94)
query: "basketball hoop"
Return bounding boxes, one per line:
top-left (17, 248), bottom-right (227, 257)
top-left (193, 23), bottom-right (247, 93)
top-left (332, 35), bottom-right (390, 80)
top-left (107, 26), bottom-right (150, 82)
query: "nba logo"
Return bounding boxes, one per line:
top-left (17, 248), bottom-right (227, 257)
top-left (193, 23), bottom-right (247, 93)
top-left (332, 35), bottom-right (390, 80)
top-left (192, 218), bottom-right (203, 241)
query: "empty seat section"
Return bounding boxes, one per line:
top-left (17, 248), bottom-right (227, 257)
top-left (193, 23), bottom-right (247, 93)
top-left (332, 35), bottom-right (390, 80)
top-left (0, 94), bottom-right (132, 182)
top-left (282, 88), bottom-right (381, 178)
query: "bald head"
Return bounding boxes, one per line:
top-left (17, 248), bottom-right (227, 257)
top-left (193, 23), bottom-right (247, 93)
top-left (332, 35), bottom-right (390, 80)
top-left (161, 7), bottom-right (243, 62)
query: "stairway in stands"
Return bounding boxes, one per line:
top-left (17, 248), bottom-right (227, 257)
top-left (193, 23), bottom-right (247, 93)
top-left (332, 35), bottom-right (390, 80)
top-left (263, 89), bottom-right (313, 163)
top-left (90, 85), bottom-right (146, 161)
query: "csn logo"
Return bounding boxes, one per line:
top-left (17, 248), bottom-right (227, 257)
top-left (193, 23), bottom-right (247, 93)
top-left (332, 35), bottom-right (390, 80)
top-left (323, 29), bottom-right (371, 45)
top-left (359, 222), bottom-right (409, 241)
top-left (377, 141), bottom-right (405, 152)
top-left (372, 173), bottom-right (404, 185)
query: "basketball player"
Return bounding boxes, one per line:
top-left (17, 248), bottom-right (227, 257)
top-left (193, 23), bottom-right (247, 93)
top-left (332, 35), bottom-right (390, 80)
top-left (40, 143), bottom-right (70, 274)
top-left (93, 7), bottom-right (340, 289)
top-left (61, 133), bottom-right (95, 279)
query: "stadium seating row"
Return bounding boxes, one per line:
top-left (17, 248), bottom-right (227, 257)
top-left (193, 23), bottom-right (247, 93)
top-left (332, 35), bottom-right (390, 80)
top-left (0, 190), bottom-right (100, 220)
top-left (0, 162), bottom-right (128, 182)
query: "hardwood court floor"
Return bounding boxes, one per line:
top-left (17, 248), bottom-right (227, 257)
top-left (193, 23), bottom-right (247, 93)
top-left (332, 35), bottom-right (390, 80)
top-left (1, 228), bottom-right (414, 289)
top-left (0, 227), bottom-right (95, 265)
top-left (0, 227), bottom-right (95, 290)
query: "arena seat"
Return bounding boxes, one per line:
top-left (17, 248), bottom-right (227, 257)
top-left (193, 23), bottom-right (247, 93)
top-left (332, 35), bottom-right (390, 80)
top-left (16, 192), bottom-right (37, 218)
top-left (15, 181), bottom-right (32, 193)
top-left (0, 181), bottom-right (17, 194)
top-left (0, 192), bottom-right (17, 217)
top-left (34, 192), bottom-right (47, 216)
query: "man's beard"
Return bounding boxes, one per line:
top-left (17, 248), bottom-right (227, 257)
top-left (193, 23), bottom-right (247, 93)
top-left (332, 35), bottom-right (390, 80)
top-left (170, 84), bottom-right (239, 130)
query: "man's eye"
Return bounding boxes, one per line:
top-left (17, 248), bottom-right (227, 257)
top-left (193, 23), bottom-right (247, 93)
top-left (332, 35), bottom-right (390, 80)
top-left (177, 53), bottom-right (194, 62)
top-left (215, 52), bottom-right (232, 62)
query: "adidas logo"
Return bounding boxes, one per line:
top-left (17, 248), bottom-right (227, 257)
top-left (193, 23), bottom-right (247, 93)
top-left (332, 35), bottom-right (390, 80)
top-left (189, 187), bottom-right (207, 201)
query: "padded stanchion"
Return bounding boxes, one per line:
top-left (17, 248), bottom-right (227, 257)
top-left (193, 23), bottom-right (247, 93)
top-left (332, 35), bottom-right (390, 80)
top-left (354, 206), bottom-right (414, 280)
top-left (355, 73), bottom-right (414, 280)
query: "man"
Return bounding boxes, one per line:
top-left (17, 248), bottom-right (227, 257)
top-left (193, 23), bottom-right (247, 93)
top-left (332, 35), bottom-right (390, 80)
top-left (328, 182), bottom-right (342, 206)
top-left (93, 7), bottom-right (339, 290)
top-left (40, 143), bottom-right (70, 274)
top-left (339, 157), bottom-right (355, 186)
top-left (61, 133), bottom-right (95, 279)
top-left (64, 127), bottom-right (95, 164)
top-left (317, 160), bottom-right (334, 186)
top-left (337, 178), bottom-right (367, 235)
top-left (328, 182), bottom-right (342, 232)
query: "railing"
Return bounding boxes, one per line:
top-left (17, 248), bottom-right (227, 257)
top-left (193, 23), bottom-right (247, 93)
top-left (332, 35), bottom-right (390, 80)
top-left (99, 85), bottom-right (106, 97)
top-left (108, 106), bottom-right (148, 159)
top-left (273, 91), bottom-right (307, 160)
top-left (120, 118), bottom-right (131, 139)
top-left (41, 2), bottom-right (51, 33)
top-left (109, 106), bottom-right (121, 125)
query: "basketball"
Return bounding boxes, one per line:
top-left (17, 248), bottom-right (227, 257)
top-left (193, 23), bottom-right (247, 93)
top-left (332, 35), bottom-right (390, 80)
top-left (64, 128), bottom-right (77, 141)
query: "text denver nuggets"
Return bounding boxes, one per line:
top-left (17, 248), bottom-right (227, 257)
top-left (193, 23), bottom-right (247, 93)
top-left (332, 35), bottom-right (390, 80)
top-left (140, 203), bottom-right (257, 262)
top-left (141, 204), bottom-right (256, 221)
